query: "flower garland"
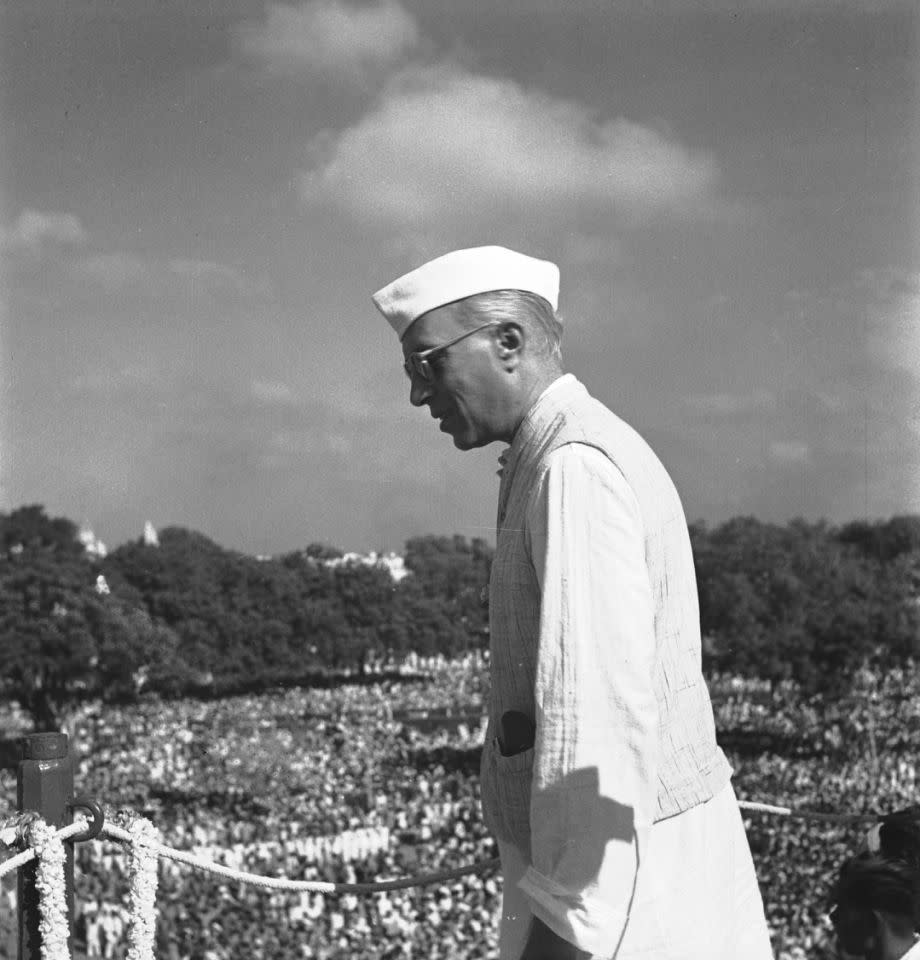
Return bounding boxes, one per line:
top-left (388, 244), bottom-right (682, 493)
top-left (27, 819), bottom-right (71, 960)
top-left (122, 814), bottom-right (161, 960)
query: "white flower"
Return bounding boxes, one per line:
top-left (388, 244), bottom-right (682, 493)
top-left (125, 817), bottom-right (160, 960)
top-left (29, 819), bottom-right (71, 960)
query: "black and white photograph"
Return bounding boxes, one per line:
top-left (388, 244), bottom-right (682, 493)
top-left (1, 1), bottom-right (918, 958)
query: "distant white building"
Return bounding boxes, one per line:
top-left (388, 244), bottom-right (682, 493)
top-left (319, 551), bottom-right (411, 583)
top-left (78, 525), bottom-right (107, 558)
top-left (143, 521), bottom-right (159, 547)
top-left (370, 551), bottom-right (410, 583)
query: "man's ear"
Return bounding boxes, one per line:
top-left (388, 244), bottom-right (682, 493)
top-left (496, 322), bottom-right (524, 359)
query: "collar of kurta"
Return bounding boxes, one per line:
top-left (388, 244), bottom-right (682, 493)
top-left (499, 372), bottom-right (582, 474)
top-left (495, 373), bottom-right (586, 527)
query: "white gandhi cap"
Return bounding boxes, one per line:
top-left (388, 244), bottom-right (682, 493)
top-left (371, 245), bottom-right (560, 341)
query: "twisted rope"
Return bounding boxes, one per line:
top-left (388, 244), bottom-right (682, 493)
top-left (0, 799), bottom-right (893, 960)
top-left (0, 820), bottom-right (86, 879)
top-left (0, 799), bottom-right (879, 889)
top-left (102, 822), bottom-right (500, 892)
top-left (736, 799), bottom-right (878, 825)
top-left (0, 818), bottom-right (499, 891)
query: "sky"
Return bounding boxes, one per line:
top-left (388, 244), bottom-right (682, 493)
top-left (1, 0), bottom-right (918, 557)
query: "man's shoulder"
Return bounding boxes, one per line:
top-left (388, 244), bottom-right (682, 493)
top-left (539, 443), bottom-right (641, 517)
top-left (554, 394), bottom-right (662, 469)
top-left (544, 441), bottom-right (625, 481)
top-left (548, 397), bottom-right (688, 520)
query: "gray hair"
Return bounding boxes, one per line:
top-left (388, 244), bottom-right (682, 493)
top-left (451, 289), bottom-right (563, 364)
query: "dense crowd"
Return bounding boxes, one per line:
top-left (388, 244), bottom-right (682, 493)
top-left (716, 664), bottom-right (920, 959)
top-left (1, 658), bottom-right (918, 959)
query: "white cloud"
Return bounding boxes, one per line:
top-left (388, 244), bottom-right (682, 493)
top-left (769, 440), bottom-right (810, 464)
top-left (261, 429), bottom-right (317, 467)
top-left (298, 66), bottom-right (722, 229)
top-left (71, 364), bottom-right (162, 397)
top-left (167, 258), bottom-right (261, 295)
top-left (633, 0), bottom-right (909, 8)
top-left (871, 293), bottom-right (920, 377)
top-left (777, 267), bottom-right (920, 386)
top-left (858, 267), bottom-right (920, 379)
top-left (236, 0), bottom-right (419, 81)
top-left (250, 379), bottom-right (298, 405)
top-left (2, 209), bottom-right (87, 252)
top-left (856, 265), bottom-right (919, 302)
top-left (168, 258), bottom-right (239, 281)
top-left (81, 253), bottom-right (149, 291)
top-left (79, 253), bottom-right (263, 297)
top-left (326, 433), bottom-right (353, 455)
top-left (683, 389), bottom-right (776, 417)
top-left (813, 390), bottom-right (846, 413)
top-left (447, 0), bottom-right (909, 9)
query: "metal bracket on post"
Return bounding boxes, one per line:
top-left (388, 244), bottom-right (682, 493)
top-left (17, 732), bottom-right (75, 960)
top-left (67, 797), bottom-right (104, 843)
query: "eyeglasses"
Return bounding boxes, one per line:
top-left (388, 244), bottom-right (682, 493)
top-left (403, 321), bottom-right (500, 382)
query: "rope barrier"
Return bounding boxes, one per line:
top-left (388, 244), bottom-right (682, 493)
top-left (736, 799), bottom-right (879, 825)
top-left (0, 820), bottom-right (86, 879)
top-left (0, 797), bottom-right (880, 887)
top-left (1, 801), bottom-right (878, 882)
top-left (0, 800), bottom-right (894, 960)
top-left (99, 821), bottom-right (501, 894)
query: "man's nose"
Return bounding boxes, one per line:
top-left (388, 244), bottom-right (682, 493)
top-left (409, 376), bottom-right (432, 407)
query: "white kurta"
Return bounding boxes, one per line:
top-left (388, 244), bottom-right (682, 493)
top-left (498, 441), bottom-right (773, 960)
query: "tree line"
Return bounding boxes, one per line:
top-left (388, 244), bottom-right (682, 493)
top-left (1, 505), bottom-right (918, 729)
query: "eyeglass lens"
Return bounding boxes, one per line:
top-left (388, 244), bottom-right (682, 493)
top-left (404, 356), bottom-right (432, 382)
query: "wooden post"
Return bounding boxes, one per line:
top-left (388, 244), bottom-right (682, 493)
top-left (17, 732), bottom-right (75, 960)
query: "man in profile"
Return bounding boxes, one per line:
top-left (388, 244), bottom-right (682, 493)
top-left (372, 245), bottom-right (772, 959)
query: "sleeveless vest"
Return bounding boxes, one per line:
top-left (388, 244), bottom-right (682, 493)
top-left (480, 375), bottom-right (731, 852)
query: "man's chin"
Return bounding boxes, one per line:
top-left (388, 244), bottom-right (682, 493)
top-left (451, 432), bottom-right (488, 451)
top-left (440, 417), bottom-right (488, 450)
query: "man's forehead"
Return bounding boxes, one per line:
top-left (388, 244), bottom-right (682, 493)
top-left (401, 304), bottom-right (462, 353)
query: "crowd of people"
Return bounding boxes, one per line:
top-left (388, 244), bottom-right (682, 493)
top-left (717, 664), bottom-right (920, 958)
top-left (1, 658), bottom-right (918, 959)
